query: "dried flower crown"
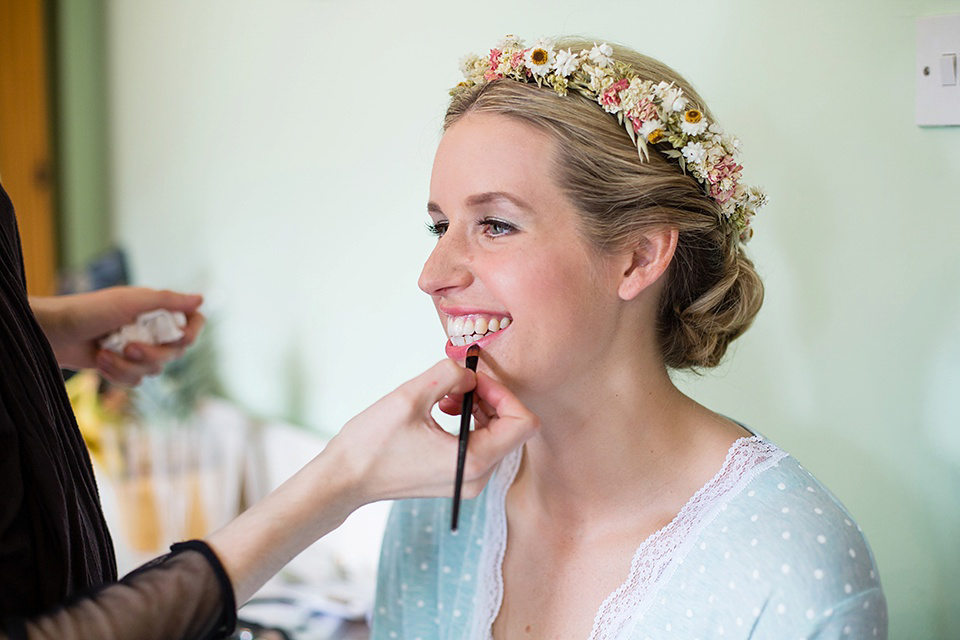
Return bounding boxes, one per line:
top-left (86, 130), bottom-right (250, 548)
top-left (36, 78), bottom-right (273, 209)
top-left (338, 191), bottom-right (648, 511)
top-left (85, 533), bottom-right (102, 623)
top-left (453, 36), bottom-right (766, 242)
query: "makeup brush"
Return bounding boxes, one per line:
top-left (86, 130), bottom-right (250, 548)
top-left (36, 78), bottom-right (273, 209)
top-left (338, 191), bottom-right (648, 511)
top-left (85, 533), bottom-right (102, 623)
top-left (451, 343), bottom-right (480, 531)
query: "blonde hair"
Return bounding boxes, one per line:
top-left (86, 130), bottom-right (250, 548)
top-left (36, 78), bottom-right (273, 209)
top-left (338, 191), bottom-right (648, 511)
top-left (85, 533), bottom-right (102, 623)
top-left (444, 38), bottom-right (763, 369)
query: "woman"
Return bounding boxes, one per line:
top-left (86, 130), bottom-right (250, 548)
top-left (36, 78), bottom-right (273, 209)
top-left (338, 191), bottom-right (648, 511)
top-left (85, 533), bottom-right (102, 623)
top-left (372, 36), bottom-right (887, 639)
top-left (0, 184), bottom-right (538, 638)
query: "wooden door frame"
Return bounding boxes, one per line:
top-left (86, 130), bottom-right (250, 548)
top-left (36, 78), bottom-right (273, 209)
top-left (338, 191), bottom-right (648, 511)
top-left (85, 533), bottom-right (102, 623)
top-left (0, 0), bottom-right (58, 296)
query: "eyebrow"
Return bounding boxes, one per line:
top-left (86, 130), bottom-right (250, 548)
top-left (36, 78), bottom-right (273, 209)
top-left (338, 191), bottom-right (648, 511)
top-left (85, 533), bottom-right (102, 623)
top-left (427, 191), bottom-right (534, 215)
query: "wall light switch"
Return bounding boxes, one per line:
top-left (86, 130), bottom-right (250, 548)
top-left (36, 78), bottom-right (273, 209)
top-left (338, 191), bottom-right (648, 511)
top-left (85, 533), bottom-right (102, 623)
top-left (941, 53), bottom-right (958, 86)
top-left (916, 14), bottom-right (960, 126)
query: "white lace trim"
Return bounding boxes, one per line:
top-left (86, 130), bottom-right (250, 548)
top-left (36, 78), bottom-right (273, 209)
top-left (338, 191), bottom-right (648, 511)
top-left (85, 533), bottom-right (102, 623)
top-left (470, 446), bottom-right (523, 640)
top-left (471, 435), bottom-right (786, 640)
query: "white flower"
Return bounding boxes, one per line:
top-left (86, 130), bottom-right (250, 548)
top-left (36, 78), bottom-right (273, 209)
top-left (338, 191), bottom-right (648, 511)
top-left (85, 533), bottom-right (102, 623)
top-left (459, 53), bottom-right (480, 75)
top-left (680, 118), bottom-right (708, 136)
top-left (747, 186), bottom-right (767, 206)
top-left (619, 78), bottom-right (647, 106)
top-left (554, 48), bottom-right (579, 77)
top-left (586, 66), bottom-right (615, 93)
top-left (524, 43), bottom-right (556, 77)
top-left (661, 87), bottom-right (684, 112)
top-left (638, 119), bottom-right (663, 138)
top-left (681, 141), bottom-right (707, 166)
top-left (705, 146), bottom-right (726, 169)
top-left (588, 43), bottom-right (614, 67)
top-left (496, 34), bottom-right (524, 49)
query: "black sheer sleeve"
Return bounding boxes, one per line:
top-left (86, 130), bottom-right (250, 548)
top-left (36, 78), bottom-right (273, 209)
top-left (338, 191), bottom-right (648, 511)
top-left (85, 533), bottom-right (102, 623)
top-left (1, 541), bottom-right (237, 640)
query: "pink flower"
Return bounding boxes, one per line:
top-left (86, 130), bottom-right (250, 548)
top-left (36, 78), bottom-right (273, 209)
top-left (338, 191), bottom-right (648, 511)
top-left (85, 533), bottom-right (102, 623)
top-left (483, 48), bottom-right (504, 80)
top-left (599, 79), bottom-right (630, 111)
top-left (627, 96), bottom-right (663, 137)
top-left (638, 99), bottom-right (657, 120)
top-left (626, 98), bottom-right (658, 129)
top-left (510, 50), bottom-right (525, 68)
top-left (708, 156), bottom-right (742, 184)
top-left (707, 156), bottom-right (743, 203)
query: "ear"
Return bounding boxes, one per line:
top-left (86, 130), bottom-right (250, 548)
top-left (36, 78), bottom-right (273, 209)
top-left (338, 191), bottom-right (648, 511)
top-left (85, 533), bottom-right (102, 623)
top-left (617, 229), bottom-right (678, 301)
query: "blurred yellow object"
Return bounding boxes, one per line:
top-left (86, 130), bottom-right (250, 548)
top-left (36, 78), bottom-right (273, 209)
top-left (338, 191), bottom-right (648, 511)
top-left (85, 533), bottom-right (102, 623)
top-left (65, 370), bottom-right (109, 466)
top-left (185, 470), bottom-right (209, 539)
top-left (66, 368), bottom-right (237, 564)
top-left (118, 473), bottom-right (162, 551)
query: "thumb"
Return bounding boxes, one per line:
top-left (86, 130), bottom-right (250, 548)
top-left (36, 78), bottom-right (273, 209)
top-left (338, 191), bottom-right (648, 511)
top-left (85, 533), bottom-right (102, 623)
top-left (397, 358), bottom-right (477, 416)
top-left (146, 289), bottom-right (204, 313)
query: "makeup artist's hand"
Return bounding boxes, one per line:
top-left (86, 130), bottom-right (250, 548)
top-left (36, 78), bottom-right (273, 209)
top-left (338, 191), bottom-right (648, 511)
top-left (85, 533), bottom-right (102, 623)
top-left (329, 358), bottom-right (540, 504)
top-left (30, 287), bottom-right (205, 385)
top-left (207, 358), bottom-right (539, 604)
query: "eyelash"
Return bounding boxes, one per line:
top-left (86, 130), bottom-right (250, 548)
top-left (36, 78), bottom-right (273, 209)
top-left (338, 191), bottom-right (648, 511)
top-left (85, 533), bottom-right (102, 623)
top-left (425, 218), bottom-right (518, 239)
top-left (425, 221), bottom-right (448, 237)
top-left (481, 218), bottom-right (517, 237)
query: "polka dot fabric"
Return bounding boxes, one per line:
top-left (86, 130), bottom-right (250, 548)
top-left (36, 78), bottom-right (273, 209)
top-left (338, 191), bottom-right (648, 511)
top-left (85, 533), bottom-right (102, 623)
top-left (622, 451), bottom-right (887, 639)
top-left (371, 436), bottom-right (887, 639)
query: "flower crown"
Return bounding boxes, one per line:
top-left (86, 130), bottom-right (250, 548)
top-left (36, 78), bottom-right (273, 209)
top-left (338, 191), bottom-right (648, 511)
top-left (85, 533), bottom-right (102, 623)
top-left (453, 36), bottom-right (766, 243)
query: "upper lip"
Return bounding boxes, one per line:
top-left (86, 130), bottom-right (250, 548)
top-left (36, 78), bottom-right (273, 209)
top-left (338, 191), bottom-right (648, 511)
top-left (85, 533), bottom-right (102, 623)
top-left (438, 305), bottom-right (510, 317)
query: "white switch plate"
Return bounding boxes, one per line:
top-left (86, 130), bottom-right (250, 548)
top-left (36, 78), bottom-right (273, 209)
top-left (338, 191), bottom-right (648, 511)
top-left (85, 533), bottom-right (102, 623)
top-left (916, 14), bottom-right (960, 126)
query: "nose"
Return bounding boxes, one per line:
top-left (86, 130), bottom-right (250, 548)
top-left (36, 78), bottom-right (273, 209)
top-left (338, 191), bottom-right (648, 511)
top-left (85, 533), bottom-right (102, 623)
top-left (418, 229), bottom-right (473, 297)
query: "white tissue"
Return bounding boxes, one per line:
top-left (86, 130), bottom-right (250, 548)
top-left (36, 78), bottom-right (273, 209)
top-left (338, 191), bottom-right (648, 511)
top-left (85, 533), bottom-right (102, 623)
top-left (100, 309), bottom-right (187, 355)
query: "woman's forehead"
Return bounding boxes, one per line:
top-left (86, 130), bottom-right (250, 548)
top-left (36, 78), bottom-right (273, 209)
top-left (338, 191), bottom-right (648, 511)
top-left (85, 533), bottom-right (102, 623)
top-left (430, 113), bottom-right (561, 204)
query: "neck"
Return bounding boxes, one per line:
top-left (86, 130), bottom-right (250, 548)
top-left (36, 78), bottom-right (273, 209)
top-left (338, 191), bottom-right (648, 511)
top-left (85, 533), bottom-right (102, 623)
top-left (510, 354), bottom-right (742, 529)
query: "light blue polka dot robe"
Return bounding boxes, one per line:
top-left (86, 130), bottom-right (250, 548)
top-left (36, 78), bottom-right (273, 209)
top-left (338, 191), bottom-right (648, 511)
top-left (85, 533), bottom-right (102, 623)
top-left (371, 436), bottom-right (887, 639)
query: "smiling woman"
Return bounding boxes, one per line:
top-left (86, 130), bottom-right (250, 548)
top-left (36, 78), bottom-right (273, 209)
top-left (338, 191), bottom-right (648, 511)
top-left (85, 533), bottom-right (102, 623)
top-left (421, 115), bottom-right (623, 397)
top-left (372, 36), bottom-right (887, 640)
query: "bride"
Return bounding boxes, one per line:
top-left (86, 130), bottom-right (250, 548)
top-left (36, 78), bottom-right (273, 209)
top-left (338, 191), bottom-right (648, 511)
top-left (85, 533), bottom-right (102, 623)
top-left (372, 36), bottom-right (886, 639)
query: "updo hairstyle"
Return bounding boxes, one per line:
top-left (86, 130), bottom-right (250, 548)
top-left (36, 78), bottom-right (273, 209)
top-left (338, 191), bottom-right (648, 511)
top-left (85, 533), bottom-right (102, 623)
top-left (444, 38), bottom-right (764, 369)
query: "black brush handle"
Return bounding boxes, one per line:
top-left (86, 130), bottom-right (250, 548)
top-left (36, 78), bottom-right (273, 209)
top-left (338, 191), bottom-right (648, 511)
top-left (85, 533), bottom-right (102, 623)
top-left (452, 345), bottom-right (480, 531)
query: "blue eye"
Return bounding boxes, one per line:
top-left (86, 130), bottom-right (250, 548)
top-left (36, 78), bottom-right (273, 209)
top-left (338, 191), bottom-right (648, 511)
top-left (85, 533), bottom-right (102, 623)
top-left (426, 221), bottom-right (448, 238)
top-left (481, 218), bottom-right (517, 237)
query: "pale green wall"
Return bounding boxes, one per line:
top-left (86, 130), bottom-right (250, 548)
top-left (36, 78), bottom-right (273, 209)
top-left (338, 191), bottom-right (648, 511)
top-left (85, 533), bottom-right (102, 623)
top-left (54, 0), bottom-right (111, 270)
top-left (67, 0), bottom-right (960, 636)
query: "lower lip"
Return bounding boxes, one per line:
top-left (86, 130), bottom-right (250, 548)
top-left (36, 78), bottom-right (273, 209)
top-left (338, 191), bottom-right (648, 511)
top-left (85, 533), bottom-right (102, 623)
top-left (444, 329), bottom-right (507, 361)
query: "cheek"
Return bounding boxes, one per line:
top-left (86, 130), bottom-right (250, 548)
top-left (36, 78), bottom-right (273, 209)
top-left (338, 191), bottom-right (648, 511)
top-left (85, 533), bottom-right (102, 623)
top-left (494, 249), bottom-right (611, 327)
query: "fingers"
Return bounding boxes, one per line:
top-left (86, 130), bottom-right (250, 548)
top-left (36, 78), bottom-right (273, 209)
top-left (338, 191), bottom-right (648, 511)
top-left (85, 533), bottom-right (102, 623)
top-left (146, 289), bottom-right (204, 314)
top-left (437, 394), bottom-right (461, 416)
top-left (328, 361), bottom-right (538, 505)
top-left (436, 389), bottom-right (495, 419)
top-left (167, 310), bottom-right (206, 348)
top-left (96, 348), bottom-right (150, 386)
top-left (472, 371), bottom-right (529, 421)
top-left (126, 341), bottom-right (185, 366)
top-left (395, 358), bottom-right (477, 415)
top-left (462, 372), bottom-right (539, 479)
top-left (94, 317), bottom-right (204, 386)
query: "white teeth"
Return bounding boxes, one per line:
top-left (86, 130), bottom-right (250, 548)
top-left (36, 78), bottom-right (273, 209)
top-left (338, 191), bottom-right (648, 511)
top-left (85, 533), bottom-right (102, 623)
top-left (445, 314), bottom-right (512, 343)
